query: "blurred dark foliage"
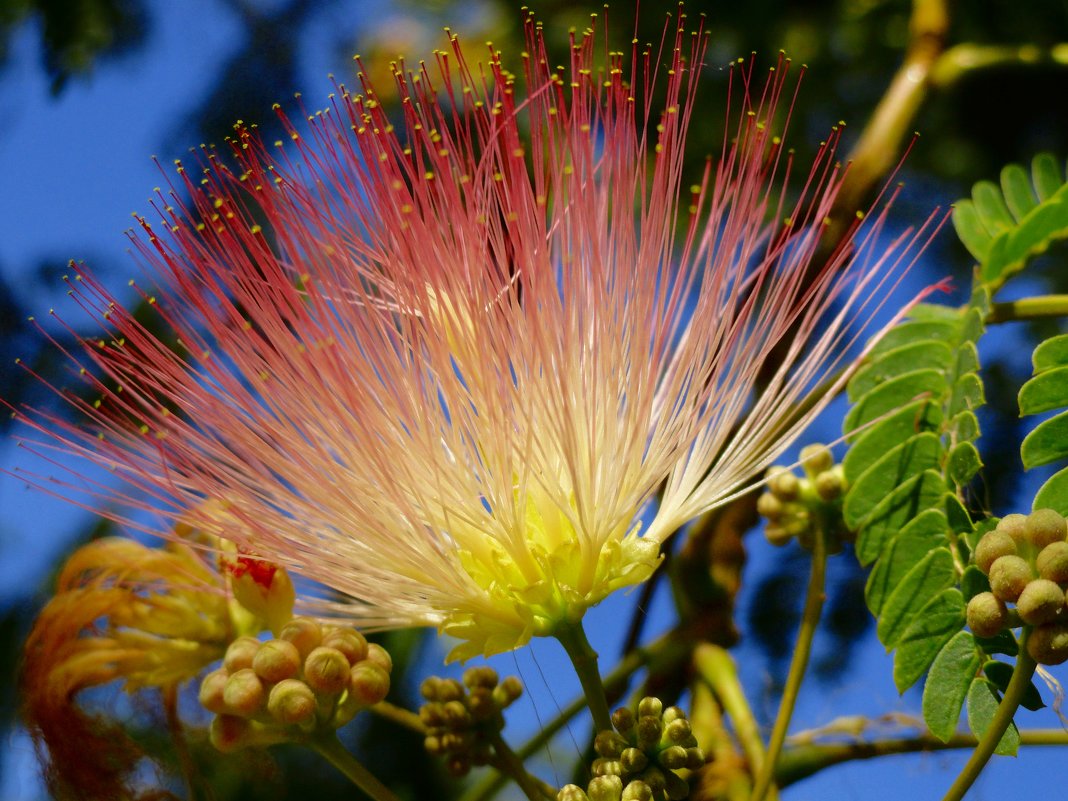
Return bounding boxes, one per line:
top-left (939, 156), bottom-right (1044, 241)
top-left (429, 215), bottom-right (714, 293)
top-left (3, 0), bottom-right (1068, 798)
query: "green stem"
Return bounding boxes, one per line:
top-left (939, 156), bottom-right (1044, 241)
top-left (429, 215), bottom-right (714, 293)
top-left (310, 733), bottom-right (402, 801)
top-left (750, 527), bottom-right (829, 801)
top-left (488, 733), bottom-right (557, 800)
top-left (777, 728), bottom-right (1068, 787)
top-left (370, 700), bottom-right (426, 734)
top-left (554, 620), bottom-right (614, 734)
top-left (693, 644), bottom-right (770, 787)
top-left (940, 639), bottom-right (1038, 801)
top-left (987, 295), bottom-right (1068, 323)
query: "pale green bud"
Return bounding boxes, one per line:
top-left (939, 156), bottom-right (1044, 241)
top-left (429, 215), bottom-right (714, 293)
top-left (975, 531), bottom-right (1017, 575)
top-left (595, 730), bottom-right (629, 759)
top-left (799, 444), bottom-right (834, 476)
top-left (966, 592), bottom-right (1008, 638)
top-left (252, 639), bottom-right (301, 683)
top-left (637, 697), bottom-right (662, 718)
top-left (996, 514), bottom-right (1030, 547)
top-left (557, 785), bottom-right (591, 801)
top-left (588, 775), bottom-right (624, 801)
top-left (764, 523), bottom-right (793, 547)
top-left (685, 746), bottom-right (707, 769)
top-left (223, 636), bottom-right (261, 673)
top-left (591, 757), bottom-right (623, 777)
top-left (210, 714), bottom-right (253, 753)
top-left (989, 555), bottom-right (1033, 603)
top-left (321, 628), bottom-right (368, 665)
top-left (611, 707), bottom-right (635, 736)
top-left (365, 643), bottom-right (393, 673)
top-left (493, 675), bottom-right (523, 708)
top-left (279, 617), bottom-right (322, 658)
top-left (814, 468), bottom-right (845, 501)
top-left (621, 781), bottom-right (653, 801)
top-left (199, 668), bottom-right (230, 715)
top-left (619, 747), bottom-right (648, 773)
top-left (267, 678), bottom-right (317, 726)
top-left (1037, 541), bottom-right (1068, 583)
top-left (304, 646), bottom-right (351, 694)
top-left (639, 767), bottom-right (666, 793)
top-left (658, 745), bottom-right (689, 770)
top-left (223, 668), bottom-right (265, 716)
top-left (1028, 509), bottom-right (1068, 549)
top-left (769, 471), bottom-right (800, 500)
top-left (756, 492), bottom-right (783, 521)
top-left (665, 770), bottom-right (690, 800)
top-left (1017, 579), bottom-right (1065, 626)
top-left (664, 717), bottom-right (693, 745)
top-left (463, 666), bottom-right (498, 689)
top-left (349, 662), bottom-right (391, 706)
top-left (1027, 623), bottom-right (1068, 665)
top-left (636, 715), bottom-right (662, 750)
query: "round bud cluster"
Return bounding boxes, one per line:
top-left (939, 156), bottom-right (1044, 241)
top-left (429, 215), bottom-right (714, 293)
top-left (759, 444), bottom-right (852, 552)
top-left (968, 509), bottom-right (1068, 665)
top-left (558, 697), bottom-right (706, 801)
top-left (419, 667), bottom-right (524, 777)
top-left (199, 616), bottom-right (392, 752)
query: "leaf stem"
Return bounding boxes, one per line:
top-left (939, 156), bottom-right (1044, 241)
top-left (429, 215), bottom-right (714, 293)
top-left (940, 638), bottom-right (1038, 801)
top-left (310, 733), bottom-right (402, 801)
top-left (987, 294), bottom-right (1068, 323)
top-left (778, 727), bottom-right (1068, 787)
top-left (488, 732), bottom-right (557, 800)
top-left (554, 619), bottom-right (614, 734)
top-left (750, 527), bottom-right (829, 801)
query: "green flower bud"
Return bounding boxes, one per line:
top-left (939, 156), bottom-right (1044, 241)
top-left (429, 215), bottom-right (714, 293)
top-left (799, 443), bottom-right (834, 476)
top-left (756, 492), bottom-right (783, 521)
top-left (365, 643), bottom-right (393, 673)
top-left (685, 747), bottom-right (707, 770)
top-left (424, 733), bottom-right (444, 756)
top-left (463, 666), bottom-right (498, 689)
top-left (658, 745), bottom-right (689, 770)
top-left (467, 687), bottom-right (497, 719)
top-left (664, 717), bottom-right (693, 745)
top-left (595, 730), bottom-right (629, 759)
top-left (304, 646), bottom-right (351, 694)
top-left (1016, 579), bottom-right (1065, 626)
top-left (441, 699), bottom-right (470, 726)
top-left (436, 678), bottom-right (465, 702)
top-left (989, 555), bottom-right (1033, 602)
top-left (621, 780), bottom-right (653, 801)
top-left (321, 628), bottom-right (369, 665)
top-left (210, 714), bottom-right (253, 753)
top-left (223, 668), bottom-right (265, 716)
top-left (611, 707), bottom-right (636, 736)
top-left (636, 715), bottom-right (662, 750)
top-left (764, 523), bottom-right (793, 547)
top-left (279, 617), bottom-right (322, 658)
top-left (974, 531), bottom-right (1017, 575)
top-left (996, 514), bottom-right (1030, 546)
top-left (966, 592), bottom-right (1008, 638)
top-left (588, 775), bottom-right (624, 801)
top-left (223, 636), bottom-right (262, 672)
top-left (637, 697), bottom-right (662, 719)
top-left (768, 469), bottom-right (800, 501)
top-left (619, 747), bottom-right (648, 773)
top-left (349, 662), bottom-right (391, 706)
top-left (267, 678), bottom-right (317, 726)
top-left (252, 639), bottom-right (301, 683)
top-left (814, 468), bottom-right (845, 501)
top-left (420, 701), bottom-right (444, 726)
top-left (661, 706), bottom-right (686, 725)
top-left (1027, 509), bottom-right (1068, 550)
top-left (592, 757), bottom-right (623, 777)
top-left (493, 676), bottom-right (523, 708)
top-left (199, 668), bottom-right (230, 715)
top-left (558, 785), bottom-right (591, 801)
top-left (1027, 623), bottom-right (1068, 665)
top-left (1037, 541), bottom-right (1068, 583)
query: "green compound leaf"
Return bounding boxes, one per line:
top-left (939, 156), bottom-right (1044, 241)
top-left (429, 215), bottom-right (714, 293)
top-left (924, 631), bottom-right (982, 742)
top-left (947, 441), bottom-right (983, 486)
top-left (865, 509), bottom-right (949, 615)
top-left (844, 369), bottom-right (946, 435)
top-left (1021, 411), bottom-right (1068, 469)
top-left (1018, 366), bottom-right (1068, 415)
top-left (849, 341), bottom-right (955, 400)
top-left (894, 588), bottom-right (965, 693)
top-left (877, 549), bottom-right (957, 650)
top-left (966, 678), bottom-right (1021, 756)
top-left (843, 400), bottom-right (942, 483)
top-left (844, 433), bottom-right (944, 529)
top-left (1032, 333), bottom-right (1068, 372)
top-left (960, 565), bottom-right (991, 602)
top-left (854, 470), bottom-right (948, 566)
top-left (952, 153), bottom-right (1068, 288)
top-left (1033, 468), bottom-right (1068, 516)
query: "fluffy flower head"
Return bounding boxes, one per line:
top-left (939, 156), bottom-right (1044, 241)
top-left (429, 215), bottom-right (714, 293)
top-left (13, 11), bottom-right (937, 660)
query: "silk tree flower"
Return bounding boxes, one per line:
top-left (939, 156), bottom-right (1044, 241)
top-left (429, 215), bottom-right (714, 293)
top-left (12, 13), bottom-right (939, 661)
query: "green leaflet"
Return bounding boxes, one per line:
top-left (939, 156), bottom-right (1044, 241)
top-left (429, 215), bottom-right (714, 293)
top-left (865, 509), bottom-right (949, 615)
top-left (842, 400), bottom-right (942, 482)
top-left (966, 678), bottom-right (1020, 756)
top-left (1020, 331), bottom-right (1068, 510)
top-left (854, 470), bottom-right (947, 566)
top-left (893, 589), bottom-right (965, 693)
top-left (952, 153), bottom-right (1068, 287)
top-left (923, 631), bottom-right (982, 742)
top-left (983, 660), bottom-right (1045, 711)
top-left (876, 549), bottom-right (957, 649)
top-left (844, 433), bottom-right (944, 529)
